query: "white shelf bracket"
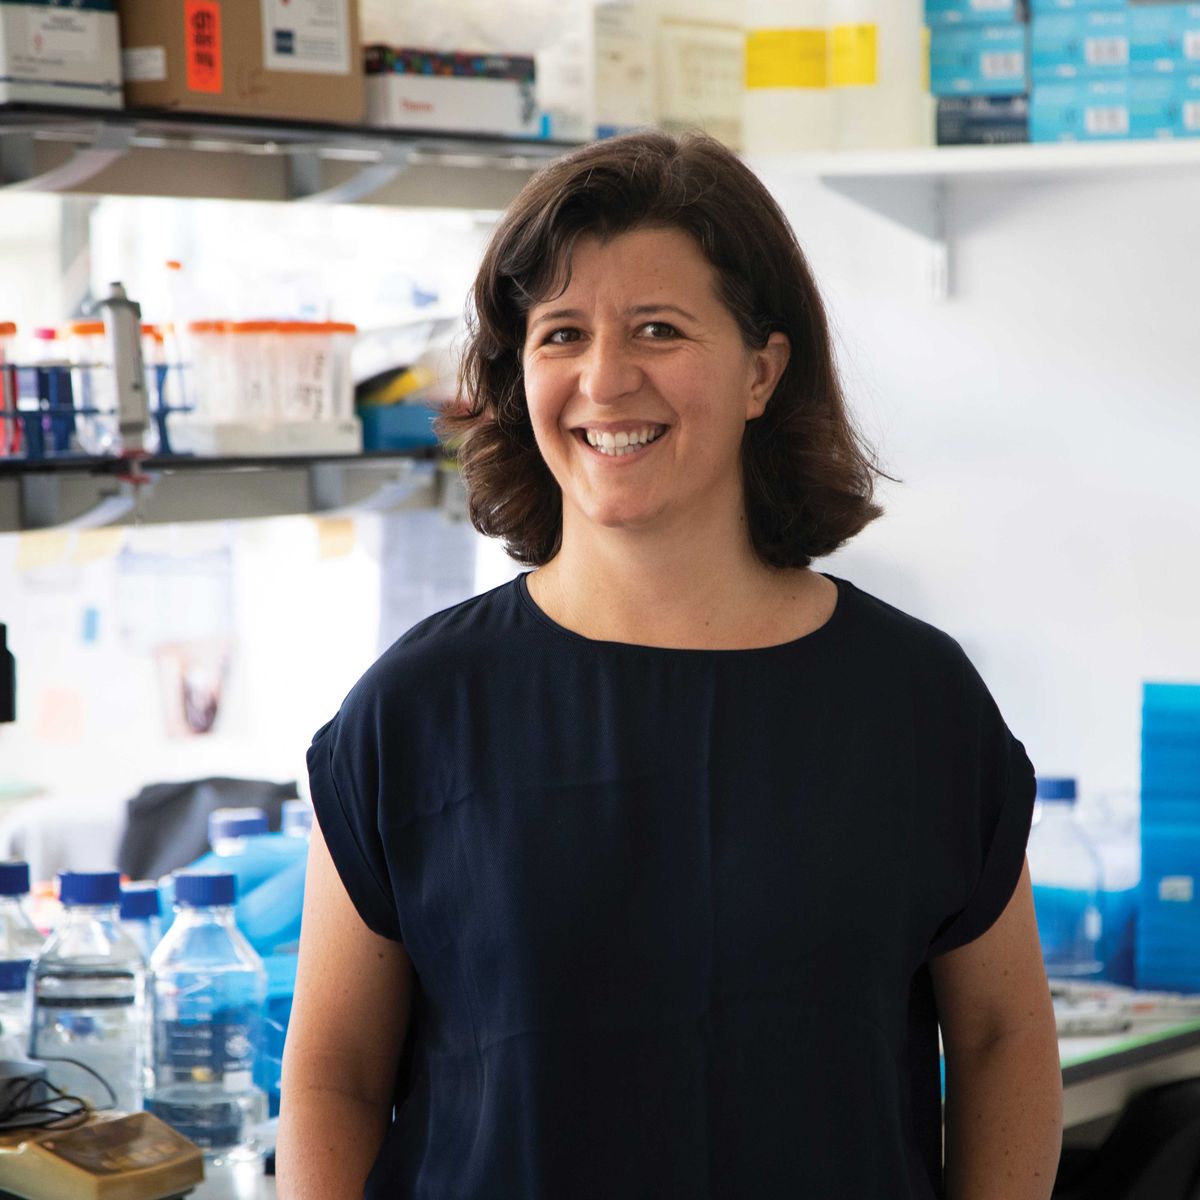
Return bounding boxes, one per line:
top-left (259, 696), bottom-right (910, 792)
top-left (0, 121), bottom-right (135, 194)
top-left (818, 175), bottom-right (953, 302)
top-left (287, 141), bottom-right (415, 205)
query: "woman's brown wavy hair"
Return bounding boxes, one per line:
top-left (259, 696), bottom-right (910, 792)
top-left (436, 129), bottom-right (890, 568)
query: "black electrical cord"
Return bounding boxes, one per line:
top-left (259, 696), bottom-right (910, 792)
top-left (0, 1056), bottom-right (117, 1131)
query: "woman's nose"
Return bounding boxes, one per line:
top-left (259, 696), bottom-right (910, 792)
top-left (579, 335), bottom-right (641, 406)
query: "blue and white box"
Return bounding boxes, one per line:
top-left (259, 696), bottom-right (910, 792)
top-left (1130, 4), bottom-right (1200, 76)
top-left (1031, 11), bottom-right (1131, 82)
top-left (1030, 0), bottom-right (1124, 13)
top-left (925, 0), bottom-right (1028, 27)
top-left (1032, 75), bottom-right (1200, 141)
top-left (0, 0), bottom-right (122, 108)
top-left (1031, 78), bottom-right (1131, 140)
top-left (930, 23), bottom-right (1029, 95)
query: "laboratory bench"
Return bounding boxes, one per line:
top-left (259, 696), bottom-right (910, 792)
top-left (186, 1017), bottom-right (1200, 1198)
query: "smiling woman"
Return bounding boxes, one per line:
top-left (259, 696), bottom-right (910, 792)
top-left (280, 131), bottom-right (1061, 1200)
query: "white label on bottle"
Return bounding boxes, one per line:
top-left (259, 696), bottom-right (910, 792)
top-left (1085, 37), bottom-right (1129, 68)
top-left (261, 0), bottom-right (351, 76)
top-left (1085, 105), bottom-right (1129, 136)
top-left (122, 47), bottom-right (168, 83)
top-left (1159, 876), bottom-right (1194, 903)
top-left (980, 52), bottom-right (1023, 81)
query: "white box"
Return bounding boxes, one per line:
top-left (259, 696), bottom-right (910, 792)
top-left (0, 0), bottom-right (122, 108)
top-left (364, 47), bottom-right (544, 137)
top-left (536, 2), bottom-right (657, 141)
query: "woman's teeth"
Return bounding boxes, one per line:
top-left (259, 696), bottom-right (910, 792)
top-left (584, 427), bottom-right (665, 457)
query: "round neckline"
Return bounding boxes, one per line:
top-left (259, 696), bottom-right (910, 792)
top-left (515, 570), bottom-right (848, 655)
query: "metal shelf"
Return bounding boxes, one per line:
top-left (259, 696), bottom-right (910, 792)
top-left (0, 103), bottom-right (577, 207)
top-left (0, 449), bottom-right (451, 533)
top-left (750, 139), bottom-right (1200, 300)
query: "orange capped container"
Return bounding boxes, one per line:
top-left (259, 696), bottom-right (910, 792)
top-left (0, 322), bottom-right (17, 457)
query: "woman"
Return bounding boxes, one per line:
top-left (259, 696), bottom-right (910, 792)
top-left (278, 131), bottom-right (1062, 1199)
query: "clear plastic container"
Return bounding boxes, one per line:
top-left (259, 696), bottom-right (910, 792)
top-left (185, 320), bottom-right (234, 424)
top-left (0, 861), bottom-right (45, 1051)
top-left (146, 871), bottom-right (268, 1162)
top-left (29, 871), bottom-right (146, 1114)
top-left (0, 322), bottom-right (18, 457)
top-left (230, 321), bottom-right (279, 424)
top-left (743, 0), bottom-right (835, 153)
top-left (830, 0), bottom-right (927, 150)
top-left (326, 322), bottom-right (357, 421)
top-left (276, 322), bottom-right (326, 421)
top-left (66, 320), bottom-right (117, 455)
top-left (120, 881), bottom-right (164, 964)
top-left (1029, 777), bottom-right (1105, 980)
top-left (281, 799), bottom-right (314, 840)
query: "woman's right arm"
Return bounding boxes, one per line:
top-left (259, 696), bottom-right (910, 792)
top-left (276, 819), bottom-right (413, 1199)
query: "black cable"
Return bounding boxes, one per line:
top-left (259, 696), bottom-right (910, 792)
top-left (0, 1054), bottom-right (119, 1131)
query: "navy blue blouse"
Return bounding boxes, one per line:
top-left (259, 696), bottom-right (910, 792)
top-left (307, 572), bottom-right (1036, 1199)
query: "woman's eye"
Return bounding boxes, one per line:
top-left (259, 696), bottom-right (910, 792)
top-left (545, 327), bottom-right (581, 345)
top-left (640, 322), bottom-right (679, 340)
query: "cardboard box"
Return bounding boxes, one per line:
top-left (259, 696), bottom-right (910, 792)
top-left (1031, 11), bottom-right (1130, 82)
top-left (364, 46), bottom-right (545, 138)
top-left (924, 0), bottom-right (1028, 28)
top-left (937, 94), bottom-right (1030, 142)
top-left (118, 0), bottom-right (363, 124)
top-left (930, 23), bottom-right (1029, 95)
top-left (1130, 4), bottom-right (1200, 76)
top-left (0, 0), bottom-right (122, 109)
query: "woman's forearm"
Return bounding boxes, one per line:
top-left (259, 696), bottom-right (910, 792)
top-left (942, 1028), bottom-right (1064, 1200)
top-left (276, 1084), bottom-right (391, 1200)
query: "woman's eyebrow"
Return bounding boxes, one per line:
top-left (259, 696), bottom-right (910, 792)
top-left (528, 303), bottom-right (698, 332)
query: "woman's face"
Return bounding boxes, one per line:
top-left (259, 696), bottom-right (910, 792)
top-left (521, 226), bottom-right (789, 542)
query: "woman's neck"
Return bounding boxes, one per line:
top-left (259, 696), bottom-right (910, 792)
top-left (527, 510), bottom-right (824, 651)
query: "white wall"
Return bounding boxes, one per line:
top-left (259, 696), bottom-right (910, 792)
top-left (753, 164), bottom-right (1200, 803)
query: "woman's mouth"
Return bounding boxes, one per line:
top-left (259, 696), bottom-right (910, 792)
top-left (576, 424), bottom-right (669, 458)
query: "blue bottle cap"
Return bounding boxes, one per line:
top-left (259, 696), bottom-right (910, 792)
top-left (0, 861), bottom-right (30, 896)
top-left (0, 959), bottom-right (31, 993)
top-left (208, 807), bottom-right (268, 843)
top-left (119, 882), bottom-right (161, 920)
top-left (58, 871), bottom-right (121, 906)
top-left (1036, 776), bottom-right (1077, 802)
top-left (174, 871), bottom-right (237, 907)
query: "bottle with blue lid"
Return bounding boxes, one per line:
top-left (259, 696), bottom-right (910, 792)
top-left (1028, 777), bottom-right (1104, 979)
top-left (146, 870), bottom-right (268, 1162)
top-left (0, 861), bottom-right (44, 1054)
top-left (29, 870), bottom-right (146, 1113)
top-left (120, 881), bottom-right (164, 963)
top-left (208, 807), bottom-right (269, 856)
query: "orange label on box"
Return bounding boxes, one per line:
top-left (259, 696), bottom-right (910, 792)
top-left (185, 0), bottom-right (223, 94)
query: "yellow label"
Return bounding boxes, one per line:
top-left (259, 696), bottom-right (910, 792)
top-left (315, 516), bottom-right (356, 559)
top-left (15, 529), bottom-right (70, 572)
top-left (746, 29), bottom-right (830, 90)
top-left (923, 25), bottom-right (931, 93)
top-left (72, 526), bottom-right (124, 565)
top-left (831, 23), bottom-right (878, 88)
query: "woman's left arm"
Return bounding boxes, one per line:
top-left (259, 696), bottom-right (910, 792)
top-left (930, 857), bottom-right (1064, 1200)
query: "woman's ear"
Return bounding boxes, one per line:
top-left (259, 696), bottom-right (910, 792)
top-left (746, 332), bottom-right (791, 420)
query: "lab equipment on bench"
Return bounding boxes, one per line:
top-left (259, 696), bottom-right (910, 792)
top-left (28, 873), bottom-right (146, 1116)
top-left (146, 872), bottom-right (267, 1163)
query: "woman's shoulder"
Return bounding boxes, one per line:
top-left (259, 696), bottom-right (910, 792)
top-left (832, 572), bottom-right (972, 679)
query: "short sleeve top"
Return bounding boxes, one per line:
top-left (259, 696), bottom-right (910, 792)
top-left (307, 571), bottom-right (1037, 1200)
